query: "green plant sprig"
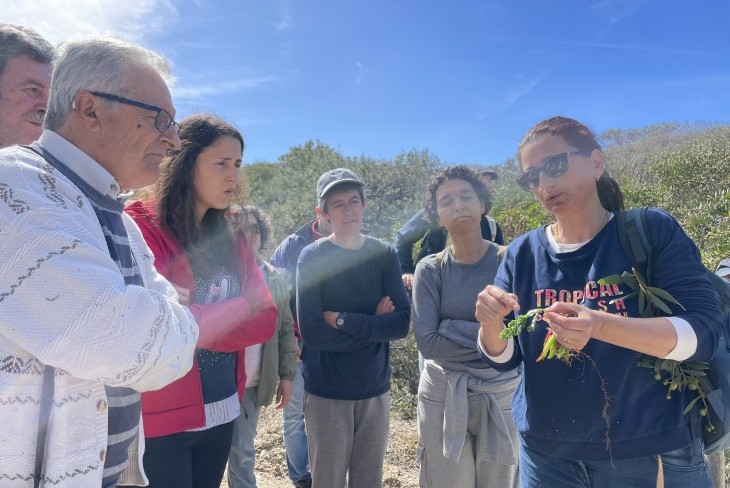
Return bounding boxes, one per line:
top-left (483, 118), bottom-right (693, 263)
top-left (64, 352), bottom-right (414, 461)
top-left (599, 268), bottom-right (714, 432)
top-left (599, 267), bottom-right (686, 317)
top-left (498, 308), bottom-right (544, 340)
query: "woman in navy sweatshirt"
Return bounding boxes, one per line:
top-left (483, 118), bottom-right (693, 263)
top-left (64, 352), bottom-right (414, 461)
top-left (296, 168), bottom-right (411, 488)
top-left (475, 116), bottom-right (721, 488)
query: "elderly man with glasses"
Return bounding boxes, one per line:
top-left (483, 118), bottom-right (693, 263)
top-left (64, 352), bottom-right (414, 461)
top-left (0, 36), bottom-right (198, 487)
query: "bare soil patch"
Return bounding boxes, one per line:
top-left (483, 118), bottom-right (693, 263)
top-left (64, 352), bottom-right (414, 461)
top-left (221, 406), bottom-right (419, 487)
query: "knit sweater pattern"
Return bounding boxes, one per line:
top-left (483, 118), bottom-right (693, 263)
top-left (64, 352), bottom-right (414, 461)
top-left (0, 144), bottom-right (199, 487)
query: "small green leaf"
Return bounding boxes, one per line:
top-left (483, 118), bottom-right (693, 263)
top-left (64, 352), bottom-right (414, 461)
top-left (649, 295), bottom-right (673, 315)
top-left (686, 362), bottom-right (710, 370)
top-left (599, 275), bottom-right (623, 285)
top-left (620, 270), bottom-right (638, 285)
top-left (638, 290), bottom-right (645, 316)
top-left (647, 287), bottom-right (686, 311)
top-left (683, 396), bottom-right (701, 415)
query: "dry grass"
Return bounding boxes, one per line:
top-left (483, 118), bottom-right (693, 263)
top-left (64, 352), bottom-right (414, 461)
top-left (221, 406), bottom-right (419, 488)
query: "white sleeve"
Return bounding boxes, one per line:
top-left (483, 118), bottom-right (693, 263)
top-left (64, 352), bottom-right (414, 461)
top-left (477, 336), bottom-right (515, 363)
top-left (662, 317), bottom-right (698, 361)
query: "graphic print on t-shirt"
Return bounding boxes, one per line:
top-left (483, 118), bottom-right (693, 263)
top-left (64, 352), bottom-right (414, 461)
top-left (195, 266), bottom-right (241, 403)
top-left (534, 280), bottom-right (628, 316)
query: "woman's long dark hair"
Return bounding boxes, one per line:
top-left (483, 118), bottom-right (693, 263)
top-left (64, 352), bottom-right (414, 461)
top-left (155, 114), bottom-right (244, 273)
top-left (517, 116), bottom-right (624, 213)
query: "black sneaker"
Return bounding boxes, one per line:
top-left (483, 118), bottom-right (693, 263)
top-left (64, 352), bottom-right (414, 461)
top-left (293, 479), bottom-right (312, 488)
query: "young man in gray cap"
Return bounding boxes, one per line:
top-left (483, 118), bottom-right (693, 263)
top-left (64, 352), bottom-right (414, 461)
top-left (296, 168), bottom-right (410, 488)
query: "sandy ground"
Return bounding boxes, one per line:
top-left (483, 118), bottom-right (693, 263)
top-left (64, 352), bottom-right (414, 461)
top-left (221, 406), bottom-right (419, 488)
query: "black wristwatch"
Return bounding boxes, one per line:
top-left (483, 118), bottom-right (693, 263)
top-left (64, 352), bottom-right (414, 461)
top-left (336, 312), bottom-right (347, 330)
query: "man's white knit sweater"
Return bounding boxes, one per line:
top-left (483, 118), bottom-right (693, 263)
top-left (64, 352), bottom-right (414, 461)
top-left (0, 132), bottom-right (199, 487)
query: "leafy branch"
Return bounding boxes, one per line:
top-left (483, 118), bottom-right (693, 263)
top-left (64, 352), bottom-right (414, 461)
top-left (599, 267), bottom-right (715, 433)
top-left (498, 308), bottom-right (544, 339)
top-left (598, 267), bottom-right (685, 317)
top-left (498, 267), bottom-right (716, 434)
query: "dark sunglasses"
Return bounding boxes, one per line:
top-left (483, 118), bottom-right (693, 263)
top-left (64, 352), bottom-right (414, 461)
top-left (91, 91), bottom-right (179, 134)
top-left (516, 150), bottom-right (583, 191)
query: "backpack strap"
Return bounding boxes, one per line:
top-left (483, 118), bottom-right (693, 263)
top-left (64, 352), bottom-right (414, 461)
top-left (487, 216), bottom-right (497, 241)
top-left (615, 208), bottom-right (652, 280)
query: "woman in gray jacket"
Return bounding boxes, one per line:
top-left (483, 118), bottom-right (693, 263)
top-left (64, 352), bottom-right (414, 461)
top-left (413, 166), bottom-right (521, 488)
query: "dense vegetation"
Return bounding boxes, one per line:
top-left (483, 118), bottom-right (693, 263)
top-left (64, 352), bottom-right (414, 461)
top-left (240, 123), bottom-right (730, 419)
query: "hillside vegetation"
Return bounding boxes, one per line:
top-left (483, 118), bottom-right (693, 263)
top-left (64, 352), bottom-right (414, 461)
top-left (243, 123), bottom-right (729, 269)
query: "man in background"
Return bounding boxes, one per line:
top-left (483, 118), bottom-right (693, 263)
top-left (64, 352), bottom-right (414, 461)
top-left (269, 212), bottom-right (333, 488)
top-left (0, 23), bottom-right (53, 147)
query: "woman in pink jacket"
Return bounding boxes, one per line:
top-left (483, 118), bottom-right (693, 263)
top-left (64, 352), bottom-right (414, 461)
top-left (125, 114), bottom-right (276, 488)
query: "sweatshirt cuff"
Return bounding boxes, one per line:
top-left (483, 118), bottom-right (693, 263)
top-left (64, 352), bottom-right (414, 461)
top-left (477, 336), bottom-right (515, 363)
top-left (662, 317), bottom-right (697, 361)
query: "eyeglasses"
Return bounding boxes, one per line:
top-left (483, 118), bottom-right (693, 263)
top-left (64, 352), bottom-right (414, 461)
top-left (91, 91), bottom-right (179, 134)
top-left (516, 150), bottom-right (583, 191)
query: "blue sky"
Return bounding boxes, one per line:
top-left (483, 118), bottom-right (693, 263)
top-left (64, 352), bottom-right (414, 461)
top-left (6, 1), bottom-right (730, 166)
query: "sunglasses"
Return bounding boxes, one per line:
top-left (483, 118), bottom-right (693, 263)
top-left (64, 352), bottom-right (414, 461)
top-left (516, 150), bottom-right (583, 191)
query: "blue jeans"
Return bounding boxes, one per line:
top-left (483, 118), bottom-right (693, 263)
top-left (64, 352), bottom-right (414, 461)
top-left (227, 386), bottom-right (260, 488)
top-left (282, 362), bottom-right (310, 482)
top-left (520, 435), bottom-right (711, 488)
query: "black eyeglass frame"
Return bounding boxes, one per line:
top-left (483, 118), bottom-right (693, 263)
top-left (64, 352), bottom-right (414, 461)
top-left (90, 91), bottom-right (179, 134)
top-left (516, 150), bottom-right (584, 191)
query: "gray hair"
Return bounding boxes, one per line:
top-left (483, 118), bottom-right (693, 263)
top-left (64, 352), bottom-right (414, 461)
top-left (0, 23), bottom-right (54, 77)
top-left (45, 36), bottom-right (173, 130)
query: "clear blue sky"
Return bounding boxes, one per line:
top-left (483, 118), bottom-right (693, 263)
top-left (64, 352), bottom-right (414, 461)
top-left (6, 0), bottom-right (730, 165)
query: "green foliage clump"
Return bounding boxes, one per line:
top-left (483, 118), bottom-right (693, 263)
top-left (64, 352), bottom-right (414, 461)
top-left (389, 332), bottom-right (420, 420)
top-left (641, 128), bottom-right (730, 267)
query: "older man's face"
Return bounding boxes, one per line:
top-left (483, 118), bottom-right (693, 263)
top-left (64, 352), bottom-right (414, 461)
top-left (0, 55), bottom-right (50, 147)
top-left (98, 63), bottom-right (180, 190)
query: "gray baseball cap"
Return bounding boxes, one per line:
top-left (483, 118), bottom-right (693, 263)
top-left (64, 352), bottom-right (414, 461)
top-left (317, 168), bottom-right (364, 205)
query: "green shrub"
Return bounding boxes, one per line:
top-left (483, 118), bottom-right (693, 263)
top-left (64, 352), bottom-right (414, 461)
top-left (390, 332), bottom-right (420, 420)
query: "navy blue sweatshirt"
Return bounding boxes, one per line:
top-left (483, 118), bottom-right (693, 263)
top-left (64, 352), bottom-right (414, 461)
top-left (296, 236), bottom-right (411, 400)
top-left (480, 208), bottom-right (721, 461)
